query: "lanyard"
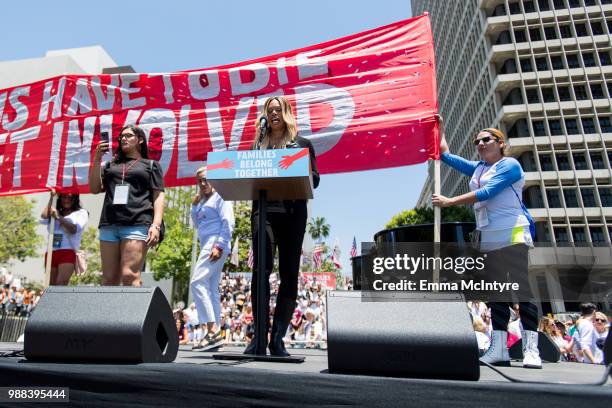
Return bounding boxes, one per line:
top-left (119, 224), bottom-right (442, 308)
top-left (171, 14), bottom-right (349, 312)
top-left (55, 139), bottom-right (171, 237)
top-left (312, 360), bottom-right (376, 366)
top-left (476, 164), bottom-right (491, 188)
top-left (121, 159), bottom-right (140, 183)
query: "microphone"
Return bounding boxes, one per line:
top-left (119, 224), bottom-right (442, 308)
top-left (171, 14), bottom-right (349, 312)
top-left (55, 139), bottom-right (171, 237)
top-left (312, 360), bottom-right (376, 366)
top-left (259, 116), bottom-right (268, 134)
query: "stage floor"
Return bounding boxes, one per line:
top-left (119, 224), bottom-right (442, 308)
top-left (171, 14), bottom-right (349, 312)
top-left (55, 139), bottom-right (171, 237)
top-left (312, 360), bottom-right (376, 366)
top-left (0, 342), bottom-right (610, 407)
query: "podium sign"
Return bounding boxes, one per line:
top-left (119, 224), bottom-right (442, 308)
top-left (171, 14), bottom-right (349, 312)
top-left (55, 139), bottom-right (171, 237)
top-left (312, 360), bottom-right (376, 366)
top-left (206, 148), bottom-right (313, 201)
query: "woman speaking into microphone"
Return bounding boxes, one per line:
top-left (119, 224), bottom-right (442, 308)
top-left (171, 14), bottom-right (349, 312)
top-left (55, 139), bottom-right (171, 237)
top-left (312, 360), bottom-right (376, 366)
top-left (245, 96), bottom-right (319, 356)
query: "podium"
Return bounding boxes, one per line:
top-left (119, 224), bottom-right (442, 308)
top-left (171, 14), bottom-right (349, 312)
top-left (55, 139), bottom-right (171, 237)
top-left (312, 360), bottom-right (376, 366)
top-left (207, 148), bottom-right (313, 363)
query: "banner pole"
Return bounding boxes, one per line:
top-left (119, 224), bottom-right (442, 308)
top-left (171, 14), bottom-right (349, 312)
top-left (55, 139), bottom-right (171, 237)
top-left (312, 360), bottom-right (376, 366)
top-left (188, 185), bottom-right (198, 306)
top-left (433, 159), bottom-right (441, 284)
top-left (44, 195), bottom-right (58, 288)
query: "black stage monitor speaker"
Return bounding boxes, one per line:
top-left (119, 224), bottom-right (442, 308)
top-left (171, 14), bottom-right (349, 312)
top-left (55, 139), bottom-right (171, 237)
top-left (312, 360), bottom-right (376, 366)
top-left (326, 291), bottom-right (480, 381)
top-left (24, 286), bottom-right (178, 363)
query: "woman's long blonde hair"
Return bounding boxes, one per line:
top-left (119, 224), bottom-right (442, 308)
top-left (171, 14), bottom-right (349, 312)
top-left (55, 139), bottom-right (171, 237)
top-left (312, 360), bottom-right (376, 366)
top-left (254, 96), bottom-right (298, 149)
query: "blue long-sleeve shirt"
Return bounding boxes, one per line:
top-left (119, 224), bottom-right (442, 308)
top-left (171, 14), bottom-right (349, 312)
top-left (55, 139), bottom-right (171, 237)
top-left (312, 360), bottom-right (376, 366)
top-left (440, 151), bottom-right (528, 231)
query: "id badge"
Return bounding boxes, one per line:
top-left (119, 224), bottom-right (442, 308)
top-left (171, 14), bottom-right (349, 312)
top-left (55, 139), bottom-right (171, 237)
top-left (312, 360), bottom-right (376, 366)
top-left (476, 207), bottom-right (489, 228)
top-left (53, 233), bottom-right (63, 249)
top-left (113, 184), bottom-right (130, 205)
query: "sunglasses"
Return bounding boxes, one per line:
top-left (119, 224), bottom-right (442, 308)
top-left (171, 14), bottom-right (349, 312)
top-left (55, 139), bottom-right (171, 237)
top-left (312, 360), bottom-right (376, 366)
top-left (473, 136), bottom-right (498, 146)
top-left (594, 318), bottom-right (607, 323)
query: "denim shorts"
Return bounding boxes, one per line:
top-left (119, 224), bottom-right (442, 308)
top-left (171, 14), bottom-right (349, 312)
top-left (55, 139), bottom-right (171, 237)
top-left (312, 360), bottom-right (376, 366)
top-left (99, 225), bottom-right (149, 243)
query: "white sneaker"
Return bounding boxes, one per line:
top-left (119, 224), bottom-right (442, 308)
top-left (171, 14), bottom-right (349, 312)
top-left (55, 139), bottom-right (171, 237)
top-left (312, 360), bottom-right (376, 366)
top-left (521, 330), bottom-right (542, 369)
top-left (480, 330), bottom-right (510, 366)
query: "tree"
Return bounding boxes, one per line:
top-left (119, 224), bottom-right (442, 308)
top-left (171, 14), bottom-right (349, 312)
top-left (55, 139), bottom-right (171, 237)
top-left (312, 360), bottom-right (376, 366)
top-left (385, 206), bottom-right (475, 229)
top-left (0, 196), bottom-right (41, 265)
top-left (148, 188), bottom-right (194, 305)
top-left (307, 216), bottom-right (330, 243)
top-left (69, 226), bottom-right (103, 285)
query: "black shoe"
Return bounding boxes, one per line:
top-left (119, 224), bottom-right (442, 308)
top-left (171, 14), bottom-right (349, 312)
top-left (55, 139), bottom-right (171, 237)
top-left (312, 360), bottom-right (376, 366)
top-left (268, 297), bottom-right (295, 357)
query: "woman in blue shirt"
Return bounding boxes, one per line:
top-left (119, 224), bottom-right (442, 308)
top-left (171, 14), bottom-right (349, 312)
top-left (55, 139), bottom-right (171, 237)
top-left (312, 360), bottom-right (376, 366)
top-left (432, 115), bottom-right (541, 369)
top-left (190, 166), bottom-right (235, 350)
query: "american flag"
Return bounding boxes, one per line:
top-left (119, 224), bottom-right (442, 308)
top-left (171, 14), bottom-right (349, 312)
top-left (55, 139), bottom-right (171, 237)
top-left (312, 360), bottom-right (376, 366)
top-left (350, 236), bottom-right (358, 258)
top-left (247, 246), bottom-right (254, 269)
top-left (312, 243), bottom-right (323, 270)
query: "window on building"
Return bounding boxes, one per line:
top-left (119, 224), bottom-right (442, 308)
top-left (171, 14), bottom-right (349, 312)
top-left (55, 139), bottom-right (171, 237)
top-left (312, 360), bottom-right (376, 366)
top-left (599, 51), bottom-right (611, 66)
top-left (538, 0), bottom-right (551, 10)
top-left (524, 1), bottom-right (536, 12)
top-left (558, 86), bottom-right (571, 101)
top-left (608, 19), bottom-right (612, 34)
top-left (542, 87), bottom-right (555, 102)
top-left (572, 227), bottom-right (587, 243)
top-left (559, 25), bottom-right (572, 38)
top-left (564, 118), bottom-right (579, 134)
top-left (550, 55), bottom-right (564, 69)
top-left (509, 2), bottom-right (521, 14)
top-left (590, 227), bottom-right (606, 244)
top-left (536, 57), bottom-right (549, 71)
top-left (514, 29), bottom-right (527, 42)
top-left (547, 189), bottom-right (562, 206)
top-left (581, 188), bottom-right (596, 206)
top-left (573, 152), bottom-right (588, 170)
top-left (590, 83), bottom-right (604, 98)
top-left (591, 21), bottom-right (604, 36)
top-left (566, 54), bottom-right (579, 68)
top-left (554, 227), bottom-right (569, 243)
top-left (574, 23), bottom-right (588, 37)
top-left (599, 116), bottom-right (612, 132)
top-left (574, 85), bottom-right (588, 100)
top-left (564, 189), bottom-right (579, 207)
top-left (520, 58), bottom-right (533, 72)
top-left (582, 117), bottom-right (596, 133)
top-left (553, 0), bottom-right (565, 9)
top-left (600, 187), bottom-right (612, 206)
top-left (582, 52), bottom-right (596, 67)
top-left (529, 28), bottom-right (542, 41)
top-left (583, 0), bottom-right (596, 5)
top-left (544, 26), bottom-right (557, 39)
top-left (549, 119), bottom-right (562, 135)
top-left (590, 151), bottom-right (605, 169)
top-left (541, 154), bottom-right (554, 171)
top-left (557, 152), bottom-right (571, 169)
top-left (533, 120), bottom-right (546, 136)
top-left (526, 89), bottom-right (540, 103)
top-left (568, 0), bottom-right (580, 6)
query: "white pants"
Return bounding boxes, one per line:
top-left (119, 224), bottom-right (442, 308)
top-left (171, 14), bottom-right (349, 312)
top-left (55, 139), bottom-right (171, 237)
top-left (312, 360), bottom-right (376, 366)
top-left (190, 243), bottom-right (228, 327)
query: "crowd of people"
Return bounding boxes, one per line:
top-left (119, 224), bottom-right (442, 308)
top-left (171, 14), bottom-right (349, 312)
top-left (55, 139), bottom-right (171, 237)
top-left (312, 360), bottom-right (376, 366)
top-left (470, 301), bottom-right (610, 365)
top-left (175, 273), bottom-right (335, 350)
top-left (0, 270), bottom-right (42, 317)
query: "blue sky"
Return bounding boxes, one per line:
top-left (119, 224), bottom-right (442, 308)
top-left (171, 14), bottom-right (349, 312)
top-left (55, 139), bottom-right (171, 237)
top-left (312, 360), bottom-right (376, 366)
top-left (1, 0), bottom-right (427, 276)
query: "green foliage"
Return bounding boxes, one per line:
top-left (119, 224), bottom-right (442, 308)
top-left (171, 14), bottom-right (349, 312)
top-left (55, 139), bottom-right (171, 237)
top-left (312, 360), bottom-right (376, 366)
top-left (0, 196), bottom-right (41, 265)
top-left (307, 216), bottom-right (330, 243)
top-left (69, 227), bottom-right (103, 286)
top-left (225, 201), bottom-right (253, 272)
top-left (385, 206), bottom-right (475, 229)
top-left (148, 188), bottom-right (194, 304)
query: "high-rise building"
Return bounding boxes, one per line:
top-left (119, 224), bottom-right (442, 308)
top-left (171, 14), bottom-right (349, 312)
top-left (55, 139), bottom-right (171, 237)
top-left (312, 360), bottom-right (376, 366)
top-left (413, 0), bottom-right (612, 312)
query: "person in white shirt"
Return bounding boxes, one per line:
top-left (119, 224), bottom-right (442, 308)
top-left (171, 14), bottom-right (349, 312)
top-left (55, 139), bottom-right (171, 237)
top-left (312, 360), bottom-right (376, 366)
top-left (190, 166), bottom-right (234, 350)
top-left (41, 190), bottom-right (89, 285)
top-left (593, 311), bottom-right (609, 364)
top-left (575, 303), bottom-right (600, 364)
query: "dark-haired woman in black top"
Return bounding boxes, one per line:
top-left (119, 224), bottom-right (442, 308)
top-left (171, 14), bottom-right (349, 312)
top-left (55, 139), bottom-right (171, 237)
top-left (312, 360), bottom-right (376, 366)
top-left (89, 125), bottom-right (165, 286)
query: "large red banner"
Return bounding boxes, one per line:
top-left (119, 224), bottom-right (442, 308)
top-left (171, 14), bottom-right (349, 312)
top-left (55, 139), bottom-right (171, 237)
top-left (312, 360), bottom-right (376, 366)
top-left (0, 14), bottom-right (438, 196)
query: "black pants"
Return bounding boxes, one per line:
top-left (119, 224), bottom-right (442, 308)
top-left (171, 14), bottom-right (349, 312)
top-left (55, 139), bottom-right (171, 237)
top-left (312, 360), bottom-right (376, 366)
top-left (251, 210), bottom-right (307, 316)
top-left (485, 244), bottom-right (539, 332)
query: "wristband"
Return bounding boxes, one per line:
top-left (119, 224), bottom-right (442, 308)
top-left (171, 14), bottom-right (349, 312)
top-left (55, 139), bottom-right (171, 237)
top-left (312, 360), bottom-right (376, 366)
top-left (151, 224), bottom-right (161, 231)
top-left (213, 244), bottom-right (223, 252)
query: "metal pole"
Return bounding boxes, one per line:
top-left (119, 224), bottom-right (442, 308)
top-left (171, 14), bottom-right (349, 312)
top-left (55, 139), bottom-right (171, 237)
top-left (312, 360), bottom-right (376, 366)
top-left (433, 159), bottom-right (441, 284)
top-left (44, 195), bottom-right (58, 288)
top-left (255, 189), bottom-right (268, 355)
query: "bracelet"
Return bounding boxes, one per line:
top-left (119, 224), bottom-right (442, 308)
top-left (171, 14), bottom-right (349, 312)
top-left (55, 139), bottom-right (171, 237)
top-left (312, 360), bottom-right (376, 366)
top-left (213, 244), bottom-right (223, 252)
top-left (151, 224), bottom-right (161, 231)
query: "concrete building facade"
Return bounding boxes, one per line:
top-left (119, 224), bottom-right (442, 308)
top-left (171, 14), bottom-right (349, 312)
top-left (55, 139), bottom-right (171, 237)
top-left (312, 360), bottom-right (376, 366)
top-left (413, 0), bottom-right (612, 312)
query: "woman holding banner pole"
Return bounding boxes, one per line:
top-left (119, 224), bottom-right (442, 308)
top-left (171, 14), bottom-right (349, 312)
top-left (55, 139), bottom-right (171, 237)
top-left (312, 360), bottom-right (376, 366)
top-left (89, 125), bottom-right (165, 287)
top-left (431, 115), bottom-right (541, 369)
top-left (245, 96), bottom-right (320, 356)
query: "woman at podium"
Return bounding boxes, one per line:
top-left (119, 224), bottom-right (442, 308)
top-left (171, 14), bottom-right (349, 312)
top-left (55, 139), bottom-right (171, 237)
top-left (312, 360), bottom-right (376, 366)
top-left (245, 96), bottom-right (320, 356)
